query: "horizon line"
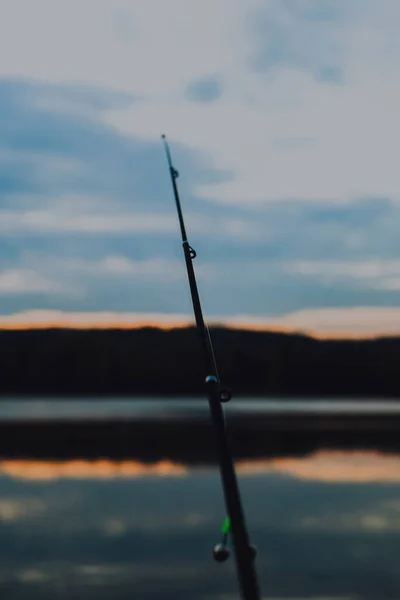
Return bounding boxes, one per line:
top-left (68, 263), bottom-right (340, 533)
top-left (0, 309), bottom-right (399, 340)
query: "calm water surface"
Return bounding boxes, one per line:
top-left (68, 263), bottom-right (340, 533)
top-left (0, 397), bottom-right (399, 420)
top-left (0, 398), bottom-right (398, 598)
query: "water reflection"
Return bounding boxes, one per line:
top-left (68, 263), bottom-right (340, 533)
top-left (0, 451), bottom-right (399, 598)
top-left (0, 450), bottom-right (399, 483)
top-left (1, 398), bottom-right (400, 420)
top-left (240, 451), bottom-right (400, 483)
top-left (0, 459), bottom-right (189, 481)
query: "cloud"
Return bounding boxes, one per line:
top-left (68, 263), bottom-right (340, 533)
top-left (185, 77), bottom-right (222, 103)
top-left (82, 1), bottom-right (399, 205)
top-left (0, 2), bottom-right (400, 325)
top-left (11, 253), bottom-right (218, 284)
top-left (273, 306), bottom-right (400, 337)
top-left (0, 0), bottom-right (250, 93)
top-left (2, 193), bottom-right (400, 315)
top-left (226, 306), bottom-right (400, 337)
top-left (284, 259), bottom-right (400, 291)
top-left (72, 255), bottom-right (187, 282)
top-left (0, 209), bottom-right (179, 235)
top-left (2, 0), bottom-right (400, 207)
top-left (0, 269), bottom-right (68, 295)
top-left (249, 0), bottom-right (355, 79)
top-left (0, 207), bottom-right (266, 240)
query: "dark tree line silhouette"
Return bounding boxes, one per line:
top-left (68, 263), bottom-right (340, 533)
top-left (0, 326), bottom-right (398, 397)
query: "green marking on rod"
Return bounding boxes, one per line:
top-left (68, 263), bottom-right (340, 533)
top-left (222, 516), bottom-right (231, 535)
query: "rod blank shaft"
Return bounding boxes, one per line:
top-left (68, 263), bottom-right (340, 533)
top-left (161, 135), bottom-right (261, 600)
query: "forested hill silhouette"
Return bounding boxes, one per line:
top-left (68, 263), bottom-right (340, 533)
top-left (0, 326), bottom-right (399, 397)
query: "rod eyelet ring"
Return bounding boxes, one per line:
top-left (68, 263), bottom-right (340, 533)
top-left (220, 388), bottom-right (232, 403)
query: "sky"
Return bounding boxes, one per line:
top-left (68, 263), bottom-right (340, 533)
top-left (1, 0), bottom-right (400, 337)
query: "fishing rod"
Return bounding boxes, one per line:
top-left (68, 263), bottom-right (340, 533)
top-left (161, 135), bottom-right (261, 600)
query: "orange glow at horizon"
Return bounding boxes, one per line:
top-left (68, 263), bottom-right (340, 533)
top-left (0, 318), bottom-right (394, 341)
top-left (0, 308), bottom-right (400, 339)
top-left (225, 322), bottom-right (388, 340)
top-left (1, 451), bottom-right (399, 483)
top-left (0, 320), bottom-right (192, 332)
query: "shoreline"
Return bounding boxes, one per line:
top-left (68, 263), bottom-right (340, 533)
top-left (0, 413), bottom-right (399, 462)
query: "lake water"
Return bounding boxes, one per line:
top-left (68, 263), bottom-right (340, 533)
top-left (0, 398), bottom-right (399, 598)
top-left (0, 397), bottom-right (399, 420)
